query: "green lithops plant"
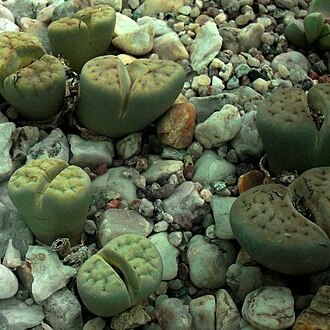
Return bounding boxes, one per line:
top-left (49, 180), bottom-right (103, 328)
top-left (7, 158), bottom-right (92, 245)
top-left (1, 54), bottom-right (66, 120)
top-left (48, 5), bottom-right (116, 72)
top-left (77, 233), bottom-right (163, 317)
top-left (285, 0), bottom-right (330, 50)
top-left (230, 167), bottom-right (330, 275)
top-left (0, 31), bottom-right (46, 87)
top-left (76, 55), bottom-right (185, 138)
top-left (256, 83), bottom-right (330, 175)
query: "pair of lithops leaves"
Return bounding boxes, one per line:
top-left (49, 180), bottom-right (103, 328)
top-left (285, 0), bottom-right (330, 50)
top-left (256, 83), bottom-right (330, 175)
top-left (230, 166), bottom-right (330, 275)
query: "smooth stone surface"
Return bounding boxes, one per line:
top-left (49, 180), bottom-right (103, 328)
top-left (83, 317), bottom-right (106, 330)
top-left (189, 93), bottom-right (239, 123)
top-left (190, 295), bottom-right (216, 330)
top-left (153, 31), bottom-right (189, 61)
top-left (237, 23), bottom-right (265, 52)
top-left (226, 263), bottom-right (264, 303)
top-left (293, 285), bottom-right (330, 329)
top-left (0, 264), bottom-right (18, 299)
top-left (190, 21), bottom-right (223, 74)
top-left (149, 232), bottom-right (180, 280)
top-left (68, 134), bottom-right (114, 168)
top-left (271, 51), bottom-right (311, 73)
top-left (26, 128), bottom-right (69, 163)
top-left (137, 16), bottom-right (173, 36)
top-left (156, 102), bottom-right (196, 149)
top-left (231, 110), bottom-right (264, 161)
top-left (0, 297), bottom-right (45, 330)
top-left (91, 166), bottom-right (137, 204)
top-left (115, 132), bottom-right (142, 160)
top-left (142, 159), bottom-right (183, 184)
top-left (97, 209), bottom-right (153, 247)
top-left (162, 181), bottom-right (209, 230)
top-left (192, 150), bottom-right (236, 185)
top-left (114, 12), bottom-right (138, 36)
top-left (26, 245), bottom-right (77, 302)
top-left (0, 122), bottom-right (15, 183)
top-left (187, 235), bottom-right (236, 289)
top-left (194, 104), bottom-right (242, 148)
top-left (155, 297), bottom-right (193, 329)
top-left (42, 287), bottom-right (83, 330)
top-left (0, 17), bottom-right (18, 31)
top-left (135, 0), bottom-right (186, 16)
top-left (211, 196), bottom-right (236, 240)
top-left (242, 286), bottom-right (295, 329)
top-left (112, 23), bottom-right (155, 56)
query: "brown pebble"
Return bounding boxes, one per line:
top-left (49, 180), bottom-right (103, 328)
top-left (195, 14), bottom-right (214, 26)
top-left (237, 170), bottom-right (265, 194)
top-left (156, 102), bottom-right (196, 149)
top-left (293, 285), bottom-right (330, 330)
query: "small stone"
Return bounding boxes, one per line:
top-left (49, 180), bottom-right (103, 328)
top-left (293, 285), bottom-right (330, 329)
top-left (116, 133), bottom-right (142, 160)
top-left (168, 231), bottom-right (183, 247)
top-left (137, 16), bottom-right (173, 36)
top-left (277, 63), bottom-right (290, 78)
top-left (219, 62), bottom-right (234, 81)
top-left (155, 298), bottom-right (192, 329)
top-left (237, 170), bottom-right (265, 194)
top-left (211, 76), bottom-right (225, 94)
top-left (2, 238), bottom-right (22, 268)
top-left (68, 134), bottom-right (114, 168)
top-left (190, 22), bottom-right (223, 74)
top-left (190, 295), bottom-right (216, 329)
top-left (153, 32), bottom-right (189, 61)
top-left (235, 63), bottom-right (251, 78)
top-left (194, 104), bottom-right (242, 149)
top-left (149, 232), bottom-right (180, 280)
top-left (226, 76), bottom-right (240, 89)
top-left (237, 23), bottom-right (265, 52)
top-left (252, 77), bottom-right (270, 93)
top-left (191, 75), bottom-right (211, 91)
top-left (112, 24), bottom-right (155, 56)
top-left (242, 286), bottom-right (295, 329)
top-left (0, 122), bottom-right (15, 183)
top-left (187, 235), bottom-right (236, 289)
top-left (111, 305), bottom-right (151, 329)
top-left (41, 287), bottom-right (83, 330)
top-left (0, 17), bottom-right (19, 32)
top-left (83, 317), bottom-right (106, 330)
top-left (216, 289), bottom-right (241, 329)
top-left (156, 102), bottom-right (196, 149)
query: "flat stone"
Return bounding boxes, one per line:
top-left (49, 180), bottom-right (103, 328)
top-left (26, 128), bottom-right (69, 163)
top-left (187, 235), bottom-right (236, 289)
top-left (210, 196), bottom-right (236, 239)
top-left (216, 289), bottom-right (241, 329)
top-left (0, 297), bottom-right (45, 330)
top-left (112, 23), bottom-right (155, 56)
top-left (68, 134), bottom-right (114, 168)
top-left (153, 32), bottom-right (189, 61)
top-left (190, 295), bottom-right (216, 330)
top-left (194, 104), bottom-right (242, 148)
top-left (293, 285), bottom-right (330, 330)
top-left (42, 287), bottom-right (83, 330)
top-left (156, 102), bottom-right (196, 149)
top-left (242, 286), bottom-right (295, 329)
top-left (190, 22), bottom-right (223, 74)
top-left (149, 232), bottom-right (180, 280)
top-left (97, 209), bottom-right (153, 247)
top-left (0, 122), bottom-right (15, 183)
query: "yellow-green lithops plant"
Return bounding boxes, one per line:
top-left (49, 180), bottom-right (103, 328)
top-left (77, 233), bottom-right (163, 317)
top-left (76, 55), bottom-right (185, 138)
top-left (7, 158), bottom-right (92, 245)
top-left (230, 167), bottom-right (330, 275)
top-left (48, 5), bottom-right (116, 72)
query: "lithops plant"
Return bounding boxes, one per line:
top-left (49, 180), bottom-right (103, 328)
top-left (0, 31), bottom-right (46, 87)
top-left (1, 54), bottom-right (66, 120)
top-left (256, 83), bottom-right (330, 175)
top-left (76, 55), bottom-right (185, 138)
top-left (48, 5), bottom-right (116, 72)
top-left (7, 158), bottom-right (92, 245)
top-left (230, 167), bottom-right (330, 275)
top-left (77, 233), bottom-right (163, 317)
top-left (285, 0), bottom-right (330, 50)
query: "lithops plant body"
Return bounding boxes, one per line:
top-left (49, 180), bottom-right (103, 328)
top-left (285, 0), bottom-right (330, 50)
top-left (256, 83), bottom-right (330, 175)
top-left (76, 55), bottom-right (185, 138)
top-left (230, 167), bottom-right (330, 275)
top-left (48, 5), bottom-right (116, 72)
top-left (77, 233), bottom-right (163, 317)
top-left (1, 54), bottom-right (66, 120)
top-left (7, 158), bottom-right (92, 245)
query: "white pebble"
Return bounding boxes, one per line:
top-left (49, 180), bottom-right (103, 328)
top-left (0, 264), bottom-right (19, 299)
top-left (191, 74), bottom-right (211, 91)
top-left (252, 78), bottom-right (270, 93)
